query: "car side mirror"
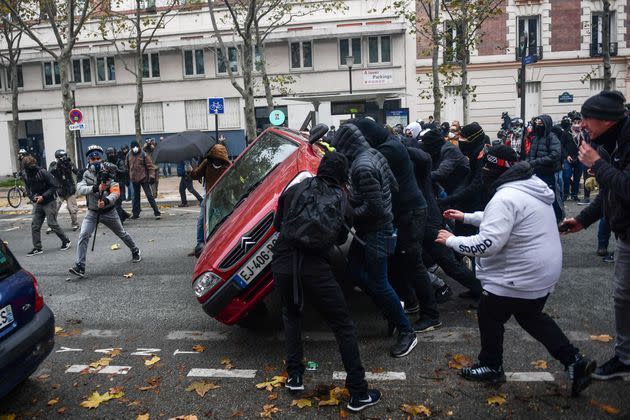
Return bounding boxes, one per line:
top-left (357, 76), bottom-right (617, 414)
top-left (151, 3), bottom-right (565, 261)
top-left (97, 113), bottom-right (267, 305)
top-left (309, 123), bottom-right (329, 144)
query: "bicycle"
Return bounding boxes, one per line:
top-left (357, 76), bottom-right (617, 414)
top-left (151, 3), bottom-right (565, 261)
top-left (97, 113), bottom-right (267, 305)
top-left (7, 172), bottom-right (26, 208)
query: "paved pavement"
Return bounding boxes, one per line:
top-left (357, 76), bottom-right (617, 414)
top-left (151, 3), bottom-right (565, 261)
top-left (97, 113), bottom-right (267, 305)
top-left (0, 200), bottom-right (628, 419)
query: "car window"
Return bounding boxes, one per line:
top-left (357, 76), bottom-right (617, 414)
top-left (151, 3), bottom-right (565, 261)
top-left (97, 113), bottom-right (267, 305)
top-left (205, 132), bottom-right (299, 239)
top-left (0, 241), bottom-right (20, 280)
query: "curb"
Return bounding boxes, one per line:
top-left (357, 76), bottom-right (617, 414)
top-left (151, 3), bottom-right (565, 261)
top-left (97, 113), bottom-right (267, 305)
top-left (0, 199), bottom-right (197, 215)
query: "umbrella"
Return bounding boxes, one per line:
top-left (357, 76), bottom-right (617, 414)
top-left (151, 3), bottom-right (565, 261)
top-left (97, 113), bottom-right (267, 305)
top-left (153, 131), bottom-right (217, 163)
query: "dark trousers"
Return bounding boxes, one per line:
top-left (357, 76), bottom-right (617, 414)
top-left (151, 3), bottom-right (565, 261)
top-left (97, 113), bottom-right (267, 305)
top-left (274, 271), bottom-right (368, 397)
top-left (562, 160), bottom-right (583, 199)
top-left (391, 207), bottom-right (438, 319)
top-left (477, 291), bottom-right (579, 369)
top-left (598, 218), bottom-right (612, 250)
top-left (179, 176), bottom-right (203, 204)
top-left (119, 179), bottom-right (127, 201)
top-left (132, 181), bottom-right (160, 217)
top-left (31, 201), bottom-right (69, 249)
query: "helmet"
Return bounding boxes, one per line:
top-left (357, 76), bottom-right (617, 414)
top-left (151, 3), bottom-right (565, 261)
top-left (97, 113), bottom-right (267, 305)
top-left (510, 117), bottom-right (523, 127)
top-left (86, 144), bottom-right (104, 159)
top-left (18, 148), bottom-right (27, 155)
top-left (54, 149), bottom-right (67, 160)
top-left (102, 161), bottom-right (118, 175)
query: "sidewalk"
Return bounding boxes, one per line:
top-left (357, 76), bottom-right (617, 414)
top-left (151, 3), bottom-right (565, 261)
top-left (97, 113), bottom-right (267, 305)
top-left (0, 176), bottom-right (204, 214)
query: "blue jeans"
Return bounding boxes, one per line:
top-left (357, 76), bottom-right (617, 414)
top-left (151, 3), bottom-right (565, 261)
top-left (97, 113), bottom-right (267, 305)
top-left (346, 229), bottom-right (413, 334)
top-left (562, 160), bottom-right (583, 199)
top-left (598, 218), bottom-right (612, 250)
top-left (196, 196), bottom-right (206, 246)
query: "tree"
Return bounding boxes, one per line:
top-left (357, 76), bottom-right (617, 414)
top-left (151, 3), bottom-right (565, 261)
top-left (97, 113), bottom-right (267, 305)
top-left (602, 0), bottom-right (612, 91)
top-left (100, 0), bottom-right (181, 144)
top-left (0, 0), bottom-right (104, 161)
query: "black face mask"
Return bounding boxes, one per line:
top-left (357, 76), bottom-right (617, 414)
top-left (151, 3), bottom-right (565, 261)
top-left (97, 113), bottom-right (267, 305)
top-left (535, 125), bottom-right (545, 137)
top-left (25, 166), bottom-right (38, 175)
top-left (481, 166), bottom-right (505, 187)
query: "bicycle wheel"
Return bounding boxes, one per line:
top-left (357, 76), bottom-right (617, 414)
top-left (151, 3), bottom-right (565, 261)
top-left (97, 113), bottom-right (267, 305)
top-left (7, 187), bottom-right (22, 208)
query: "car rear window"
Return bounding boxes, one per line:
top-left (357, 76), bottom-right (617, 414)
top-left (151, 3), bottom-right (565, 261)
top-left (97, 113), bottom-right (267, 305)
top-left (0, 241), bottom-right (20, 281)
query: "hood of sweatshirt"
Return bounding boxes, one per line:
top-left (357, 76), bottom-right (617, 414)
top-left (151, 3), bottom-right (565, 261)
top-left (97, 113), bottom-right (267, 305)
top-left (496, 165), bottom-right (555, 206)
top-left (331, 124), bottom-right (370, 162)
top-left (535, 114), bottom-right (554, 138)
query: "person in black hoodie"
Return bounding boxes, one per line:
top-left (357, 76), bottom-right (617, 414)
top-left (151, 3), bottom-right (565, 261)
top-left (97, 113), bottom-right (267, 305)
top-left (420, 129), bottom-right (470, 196)
top-left (331, 123), bottom-right (418, 358)
top-left (562, 113), bottom-right (586, 201)
top-left (22, 156), bottom-right (71, 255)
top-left (272, 151), bottom-right (380, 413)
top-left (355, 118), bottom-right (440, 332)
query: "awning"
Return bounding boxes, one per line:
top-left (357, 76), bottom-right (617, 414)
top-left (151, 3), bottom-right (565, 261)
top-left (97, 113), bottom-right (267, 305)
top-left (284, 90), bottom-right (407, 107)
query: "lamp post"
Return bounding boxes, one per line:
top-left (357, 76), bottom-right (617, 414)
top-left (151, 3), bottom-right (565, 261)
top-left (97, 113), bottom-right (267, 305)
top-left (345, 56), bottom-right (354, 94)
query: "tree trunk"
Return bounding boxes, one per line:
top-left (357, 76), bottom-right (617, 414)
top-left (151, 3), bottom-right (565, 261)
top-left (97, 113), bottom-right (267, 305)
top-left (134, 52), bottom-right (144, 143)
top-left (602, 0), bottom-right (612, 91)
top-left (431, 0), bottom-right (441, 122)
top-left (9, 61), bottom-right (20, 171)
top-left (241, 42), bottom-right (258, 143)
top-left (261, 61), bottom-right (275, 115)
top-left (461, 60), bottom-right (469, 124)
top-left (59, 55), bottom-right (76, 161)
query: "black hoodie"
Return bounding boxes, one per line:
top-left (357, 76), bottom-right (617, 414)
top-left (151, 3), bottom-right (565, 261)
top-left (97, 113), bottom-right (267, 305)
top-left (525, 114), bottom-right (562, 176)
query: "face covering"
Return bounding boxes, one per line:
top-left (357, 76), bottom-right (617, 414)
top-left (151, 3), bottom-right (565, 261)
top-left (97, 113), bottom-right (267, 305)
top-left (481, 166), bottom-right (505, 187)
top-left (572, 124), bottom-right (581, 132)
top-left (132, 146), bottom-right (140, 154)
top-left (25, 165), bottom-right (38, 175)
top-left (448, 132), bottom-right (456, 139)
top-left (534, 125), bottom-right (545, 137)
top-left (88, 161), bottom-right (102, 173)
top-left (211, 158), bottom-right (224, 169)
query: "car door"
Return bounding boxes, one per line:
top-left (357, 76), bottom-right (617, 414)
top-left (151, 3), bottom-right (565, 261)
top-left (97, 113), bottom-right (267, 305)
top-left (0, 240), bottom-right (36, 341)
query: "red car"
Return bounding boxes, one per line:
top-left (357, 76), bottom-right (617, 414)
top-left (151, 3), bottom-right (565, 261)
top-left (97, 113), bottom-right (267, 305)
top-left (192, 126), bottom-right (328, 326)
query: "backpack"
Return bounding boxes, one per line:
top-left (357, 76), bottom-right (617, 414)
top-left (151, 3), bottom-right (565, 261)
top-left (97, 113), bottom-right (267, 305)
top-left (280, 177), bottom-right (346, 250)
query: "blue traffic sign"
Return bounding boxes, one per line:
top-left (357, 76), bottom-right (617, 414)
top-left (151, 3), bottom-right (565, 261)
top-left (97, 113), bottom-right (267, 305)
top-left (523, 55), bottom-right (536, 65)
top-left (208, 97), bottom-right (225, 114)
top-left (269, 109), bottom-right (286, 126)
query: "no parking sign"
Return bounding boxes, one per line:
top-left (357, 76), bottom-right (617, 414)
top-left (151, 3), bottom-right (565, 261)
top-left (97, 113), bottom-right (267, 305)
top-left (69, 108), bottom-right (83, 124)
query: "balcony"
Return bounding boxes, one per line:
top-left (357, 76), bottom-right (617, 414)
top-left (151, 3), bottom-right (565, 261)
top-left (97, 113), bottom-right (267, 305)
top-left (590, 42), bottom-right (619, 57)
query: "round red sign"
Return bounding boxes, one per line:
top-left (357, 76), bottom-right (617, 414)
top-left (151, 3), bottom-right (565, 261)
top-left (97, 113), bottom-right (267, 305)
top-left (69, 108), bottom-right (83, 124)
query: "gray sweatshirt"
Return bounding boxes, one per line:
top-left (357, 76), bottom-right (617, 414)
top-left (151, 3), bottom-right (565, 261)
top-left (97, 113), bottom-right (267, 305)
top-left (77, 170), bottom-right (120, 212)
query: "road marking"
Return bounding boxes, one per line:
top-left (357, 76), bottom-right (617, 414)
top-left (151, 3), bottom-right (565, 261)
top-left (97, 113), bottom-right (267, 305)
top-left (333, 371), bottom-right (406, 381)
top-left (166, 331), bottom-right (229, 341)
top-left (65, 365), bottom-right (131, 375)
top-left (173, 349), bottom-right (202, 355)
top-left (81, 329), bottom-right (121, 338)
top-left (56, 346), bottom-right (83, 353)
top-left (4, 226), bottom-right (20, 231)
top-left (505, 372), bottom-right (555, 382)
top-left (130, 348), bottom-right (161, 356)
top-left (187, 368), bottom-right (257, 379)
top-left (0, 216), bottom-right (29, 223)
top-left (95, 347), bottom-right (123, 354)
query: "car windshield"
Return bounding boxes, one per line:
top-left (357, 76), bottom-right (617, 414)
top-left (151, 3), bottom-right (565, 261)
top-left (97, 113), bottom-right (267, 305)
top-left (205, 131), bottom-right (299, 240)
top-left (0, 240), bottom-right (20, 281)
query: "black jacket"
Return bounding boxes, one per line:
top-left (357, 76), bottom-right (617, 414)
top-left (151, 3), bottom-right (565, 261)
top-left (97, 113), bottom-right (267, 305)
top-left (332, 124), bottom-right (397, 233)
top-left (576, 117), bottom-right (630, 240)
top-left (48, 160), bottom-right (79, 198)
top-left (526, 114), bottom-right (562, 176)
top-left (23, 167), bottom-right (59, 205)
top-left (405, 139), bottom-right (443, 232)
top-left (430, 142), bottom-right (470, 194)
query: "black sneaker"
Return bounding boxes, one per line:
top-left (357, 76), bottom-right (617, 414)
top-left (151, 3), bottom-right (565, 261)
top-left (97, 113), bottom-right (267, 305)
top-left (155, 212), bottom-right (162, 220)
top-left (459, 290), bottom-right (481, 300)
top-left (178, 203), bottom-right (189, 208)
top-left (413, 317), bottom-right (442, 333)
top-left (390, 332), bottom-right (417, 358)
top-left (69, 264), bottom-right (85, 277)
top-left (592, 355), bottom-right (630, 380)
top-left (60, 240), bottom-right (72, 251)
top-left (603, 254), bottom-right (615, 263)
top-left (130, 214), bottom-right (140, 219)
top-left (596, 247), bottom-right (609, 256)
top-left (460, 363), bottom-right (506, 383)
top-left (577, 198), bottom-right (591, 206)
top-left (45, 227), bottom-right (52, 234)
top-left (567, 354), bottom-right (596, 396)
top-left (132, 250), bottom-right (142, 263)
top-left (285, 375), bottom-right (304, 391)
top-left (435, 284), bottom-right (453, 303)
top-left (27, 248), bottom-right (43, 256)
top-left (347, 389), bottom-right (381, 412)
top-left (72, 224), bottom-right (80, 231)
top-left (404, 303), bottom-right (420, 315)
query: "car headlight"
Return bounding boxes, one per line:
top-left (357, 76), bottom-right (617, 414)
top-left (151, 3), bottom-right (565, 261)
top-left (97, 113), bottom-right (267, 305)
top-left (193, 271), bottom-right (223, 298)
top-left (282, 171), bottom-right (313, 193)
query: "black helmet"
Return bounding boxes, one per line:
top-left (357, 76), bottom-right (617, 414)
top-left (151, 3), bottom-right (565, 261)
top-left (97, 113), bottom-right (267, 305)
top-left (54, 149), bottom-right (67, 159)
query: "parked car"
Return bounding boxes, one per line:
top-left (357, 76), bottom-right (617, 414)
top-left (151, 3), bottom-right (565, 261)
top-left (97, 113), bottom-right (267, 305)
top-left (0, 238), bottom-right (55, 398)
top-left (192, 125), bottom-right (331, 326)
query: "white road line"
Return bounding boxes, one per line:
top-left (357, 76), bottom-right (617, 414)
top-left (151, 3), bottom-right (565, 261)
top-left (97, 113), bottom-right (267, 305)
top-left (130, 348), bottom-right (161, 356)
top-left (505, 372), bottom-right (555, 382)
top-left (187, 368), bottom-right (257, 379)
top-left (333, 371), bottom-right (406, 381)
top-left (80, 329), bottom-right (121, 338)
top-left (166, 330), bottom-right (229, 341)
top-left (56, 346), bottom-right (83, 353)
top-left (65, 365), bottom-right (131, 375)
top-left (173, 349), bottom-right (201, 355)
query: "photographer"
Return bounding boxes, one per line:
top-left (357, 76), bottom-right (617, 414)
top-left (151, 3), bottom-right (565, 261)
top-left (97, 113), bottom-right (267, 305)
top-left (106, 147), bottom-right (131, 223)
top-left (69, 145), bottom-right (141, 278)
top-left (48, 149), bottom-right (80, 231)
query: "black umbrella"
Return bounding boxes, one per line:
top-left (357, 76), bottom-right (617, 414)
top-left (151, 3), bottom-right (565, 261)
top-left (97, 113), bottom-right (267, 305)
top-left (153, 131), bottom-right (217, 163)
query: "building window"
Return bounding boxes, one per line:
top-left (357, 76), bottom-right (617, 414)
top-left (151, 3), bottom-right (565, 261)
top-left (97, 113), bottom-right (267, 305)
top-left (142, 53), bottom-right (160, 78)
top-left (97, 105), bottom-right (120, 134)
top-left (217, 46), bottom-right (238, 74)
top-left (6, 65), bottom-right (23, 89)
top-left (43, 61), bottom-right (61, 86)
top-left (80, 106), bottom-right (96, 135)
top-left (517, 16), bottom-right (540, 59)
top-left (339, 38), bottom-right (361, 66)
top-left (368, 36), bottom-right (391, 65)
top-left (218, 98), bottom-right (241, 129)
top-left (444, 21), bottom-right (464, 63)
top-left (590, 78), bottom-right (616, 92)
top-left (140, 0), bottom-right (155, 9)
top-left (591, 12), bottom-right (617, 56)
top-left (184, 49), bottom-right (205, 76)
top-left (185, 100), bottom-right (208, 130)
top-left (96, 56), bottom-right (116, 82)
top-left (72, 58), bottom-right (91, 84)
top-left (142, 102), bottom-right (164, 132)
top-left (290, 41), bottom-right (312, 70)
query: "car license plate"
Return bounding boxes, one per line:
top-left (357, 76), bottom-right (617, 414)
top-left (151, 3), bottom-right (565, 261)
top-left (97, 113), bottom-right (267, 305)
top-left (232, 233), bottom-right (278, 288)
top-left (0, 304), bottom-right (15, 331)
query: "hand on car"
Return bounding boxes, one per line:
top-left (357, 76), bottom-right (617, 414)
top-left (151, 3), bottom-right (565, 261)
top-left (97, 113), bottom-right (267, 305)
top-left (558, 218), bottom-right (584, 235)
top-left (443, 209), bottom-right (465, 221)
top-left (435, 229), bottom-right (454, 245)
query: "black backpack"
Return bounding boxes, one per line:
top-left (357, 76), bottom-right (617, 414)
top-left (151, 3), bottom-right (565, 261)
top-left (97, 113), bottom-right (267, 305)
top-left (280, 177), bottom-right (345, 250)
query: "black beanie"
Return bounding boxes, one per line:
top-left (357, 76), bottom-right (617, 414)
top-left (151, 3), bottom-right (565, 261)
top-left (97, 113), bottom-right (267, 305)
top-left (460, 122), bottom-right (484, 142)
top-left (317, 151), bottom-right (348, 185)
top-left (581, 90), bottom-right (626, 121)
top-left (355, 117), bottom-right (389, 147)
top-left (130, 140), bottom-right (140, 148)
top-left (419, 128), bottom-right (444, 146)
top-left (484, 145), bottom-right (518, 172)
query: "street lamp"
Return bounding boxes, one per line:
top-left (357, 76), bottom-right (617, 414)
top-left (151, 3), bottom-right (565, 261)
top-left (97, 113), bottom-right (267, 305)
top-left (345, 55), bottom-right (354, 94)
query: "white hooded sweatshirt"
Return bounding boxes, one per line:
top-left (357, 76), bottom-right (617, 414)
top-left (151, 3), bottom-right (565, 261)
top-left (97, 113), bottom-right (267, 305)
top-left (445, 175), bottom-right (562, 299)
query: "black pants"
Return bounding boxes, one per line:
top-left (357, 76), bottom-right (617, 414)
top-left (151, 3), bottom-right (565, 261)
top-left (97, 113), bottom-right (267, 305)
top-left (179, 176), bottom-right (203, 204)
top-left (423, 227), bottom-right (482, 295)
top-left (391, 207), bottom-right (438, 319)
top-left (132, 181), bottom-right (160, 217)
top-left (274, 271), bottom-right (368, 398)
top-left (477, 291), bottom-right (579, 369)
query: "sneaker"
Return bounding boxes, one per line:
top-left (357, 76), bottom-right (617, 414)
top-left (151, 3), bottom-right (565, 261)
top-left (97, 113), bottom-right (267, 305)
top-left (130, 214), bottom-right (140, 220)
top-left (27, 248), bottom-right (43, 256)
top-left (460, 363), bottom-right (506, 383)
top-left (603, 254), bottom-right (615, 263)
top-left (178, 203), bottom-right (189, 208)
top-left (413, 317), bottom-right (442, 333)
top-left (72, 225), bottom-right (80, 231)
top-left (69, 264), bottom-right (85, 277)
top-left (570, 195), bottom-right (579, 201)
top-left (60, 240), bottom-right (72, 251)
top-left (155, 213), bottom-right (162, 220)
top-left (347, 389), bottom-right (381, 412)
top-left (404, 304), bottom-right (420, 315)
top-left (577, 198), bottom-right (591, 206)
top-left (567, 354), bottom-right (596, 396)
top-left (390, 332), bottom-right (417, 358)
top-left (285, 375), bottom-right (304, 391)
top-left (592, 355), bottom-right (630, 380)
top-left (435, 284), bottom-right (453, 303)
top-left (45, 227), bottom-right (52, 234)
top-left (596, 247), bottom-right (609, 256)
top-left (459, 290), bottom-right (481, 300)
top-left (194, 243), bottom-right (204, 258)
top-left (132, 250), bottom-right (142, 263)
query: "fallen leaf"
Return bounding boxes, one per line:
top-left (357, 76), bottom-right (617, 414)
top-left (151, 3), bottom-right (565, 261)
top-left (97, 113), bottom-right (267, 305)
top-left (110, 243), bottom-right (120, 250)
top-left (318, 389), bottom-right (340, 407)
top-left (231, 410), bottom-right (244, 417)
top-left (36, 374), bottom-right (50, 381)
top-left (47, 398), bottom-right (59, 406)
top-left (255, 376), bottom-right (287, 392)
top-left (139, 376), bottom-right (161, 391)
top-left (56, 328), bottom-right (81, 337)
top-left (448, 354), bottom-right (473, 369)
top-left (89, 357), bottom-right (112, 369)
top-left (590, 399), bottom-right (620, 415)
top-left (339, 408), bottom-right (349, 419)
top-left (370, 367), bottom-right (385, 373)
top-left (169, 416), bottom-right (198, 420)
top-left (54, 326), bottom-right (63, 334)
top-left (192, 345), bottom-right (206, 353)
top-left (108, 386), bottom-right (124, 395)
top-left (400, 403), bottom-right (432, 417)
top-left (267, 393), bottom-right (278, 401)
top-left (446, 410), bottom-right (454, 416)
top-left (487, 394), bottom-right (507, 406)
top-left (144, 355), bottom-right (160, 367)
top-left (530, 360), bottom-right (548, 369)
top-left (291, 399), bottom-right (312, 409)
top-left (0, 414), bottom-right (16, 420)
top-left (260, 404), bottom-right (280, 418)
top-left (221, 357), bottom-right (234, 370)
top-left (185, 381), bottom-right (220, 397)
top-left (137, 414), bottom-right (150, 420)
top-left (590, 334), bottom-right (614, 343)
top-left (331, 387), bottom-right (350, 400)
top-left (57, 407), bottom-right (66, 414)
top-left (79, 390), bottom-right (124, 409)
top-left (108, 348), bottom-right (122, 357)
top-left (123, 272), bottom-right (134, 279)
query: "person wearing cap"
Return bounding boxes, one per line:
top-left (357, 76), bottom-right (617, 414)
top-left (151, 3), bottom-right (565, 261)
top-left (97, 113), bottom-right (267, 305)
top-left (436, 145), bottom-right (596, 396)
top-left (127, 140), bottom-right (161, 220)
top-left (560, 90), bottom-right (630, 380)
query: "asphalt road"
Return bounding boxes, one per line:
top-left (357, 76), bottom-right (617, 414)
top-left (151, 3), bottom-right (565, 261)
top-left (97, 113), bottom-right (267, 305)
top-left (0, 201), bottom-right (628, 419)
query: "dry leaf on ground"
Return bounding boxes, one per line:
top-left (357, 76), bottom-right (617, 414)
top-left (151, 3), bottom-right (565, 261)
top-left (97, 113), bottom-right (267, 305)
top-left (36, 374), bottom-right (50, 381)
top-left (54, 327), bottom-right (63, 334)
top-left (139, 377), bottom-right (161, 391)
top-left (108, 348), bottom-right (122, 357)
top-left (590, 400), bottom-right (620, 415)
top-left (590, 334), bottom-right (614, 343)
top-left (231, 410), bottom-right (244, 417)
top-left (260, 404), bottom-right (280, 418)
top-left (144, 355), bottom-right (160, 367)
top-left (255, 376), bottom-right (287, 392)
top-left (339, 408), bottom-right (349, 419)
top-left (331, 387), bottom-right (350, 400)
top-left (370, 367), bottom-right (385, 373)
top-left (169, 416), bottom-right (198, 420)
top-left (0, 414), bottom-right (16, 420)
top-left (318, 390), bottom-right (340, 407)
top-left (267, 393), bottom-right (278, 401)
top-left (192, 345), bottom-right (206, 353)
top-left (110, 243), bottom-right (120, 250)
top-left (137, 414), bottom-right (150, 420)
top-left (221, 358), bottom-right (234, 370)
top-left (47, 398), bottom-right (59, 406)
top-left (185, 381), bottom-right (220, 397)
top-left (530, 360), bottom-right (548, 369)
top-left (448, 354), bottom-right (473, 369)
top-left (292, 399), bottom-right (312, 409)
top-left (57, 407), bottom-right (66, 414)
top-left (487, 394), bottom-right (507, 406)
top-left (79, 390), bottom-right (124, 409)
top-left (400, 403), bottom-right (432, 417)
top-left (123, 272), bottom-right (134, 279)
top-left (89, 357), bottom-right (112, 369)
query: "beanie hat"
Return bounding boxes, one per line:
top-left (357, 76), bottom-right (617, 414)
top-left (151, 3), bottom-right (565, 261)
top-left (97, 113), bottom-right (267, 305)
top-left (460, 122), bottom-right (485, 142)
top-left (581, 90), bottom-right (626, 121)
top-left (130, 141), bottom-right (140, 148)
top-left (355, 117), bottom-right (389, 147)
top-left (484, 145), bottom-right (518, 173)
top-left (418, 128), bottom-right (444, 146)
